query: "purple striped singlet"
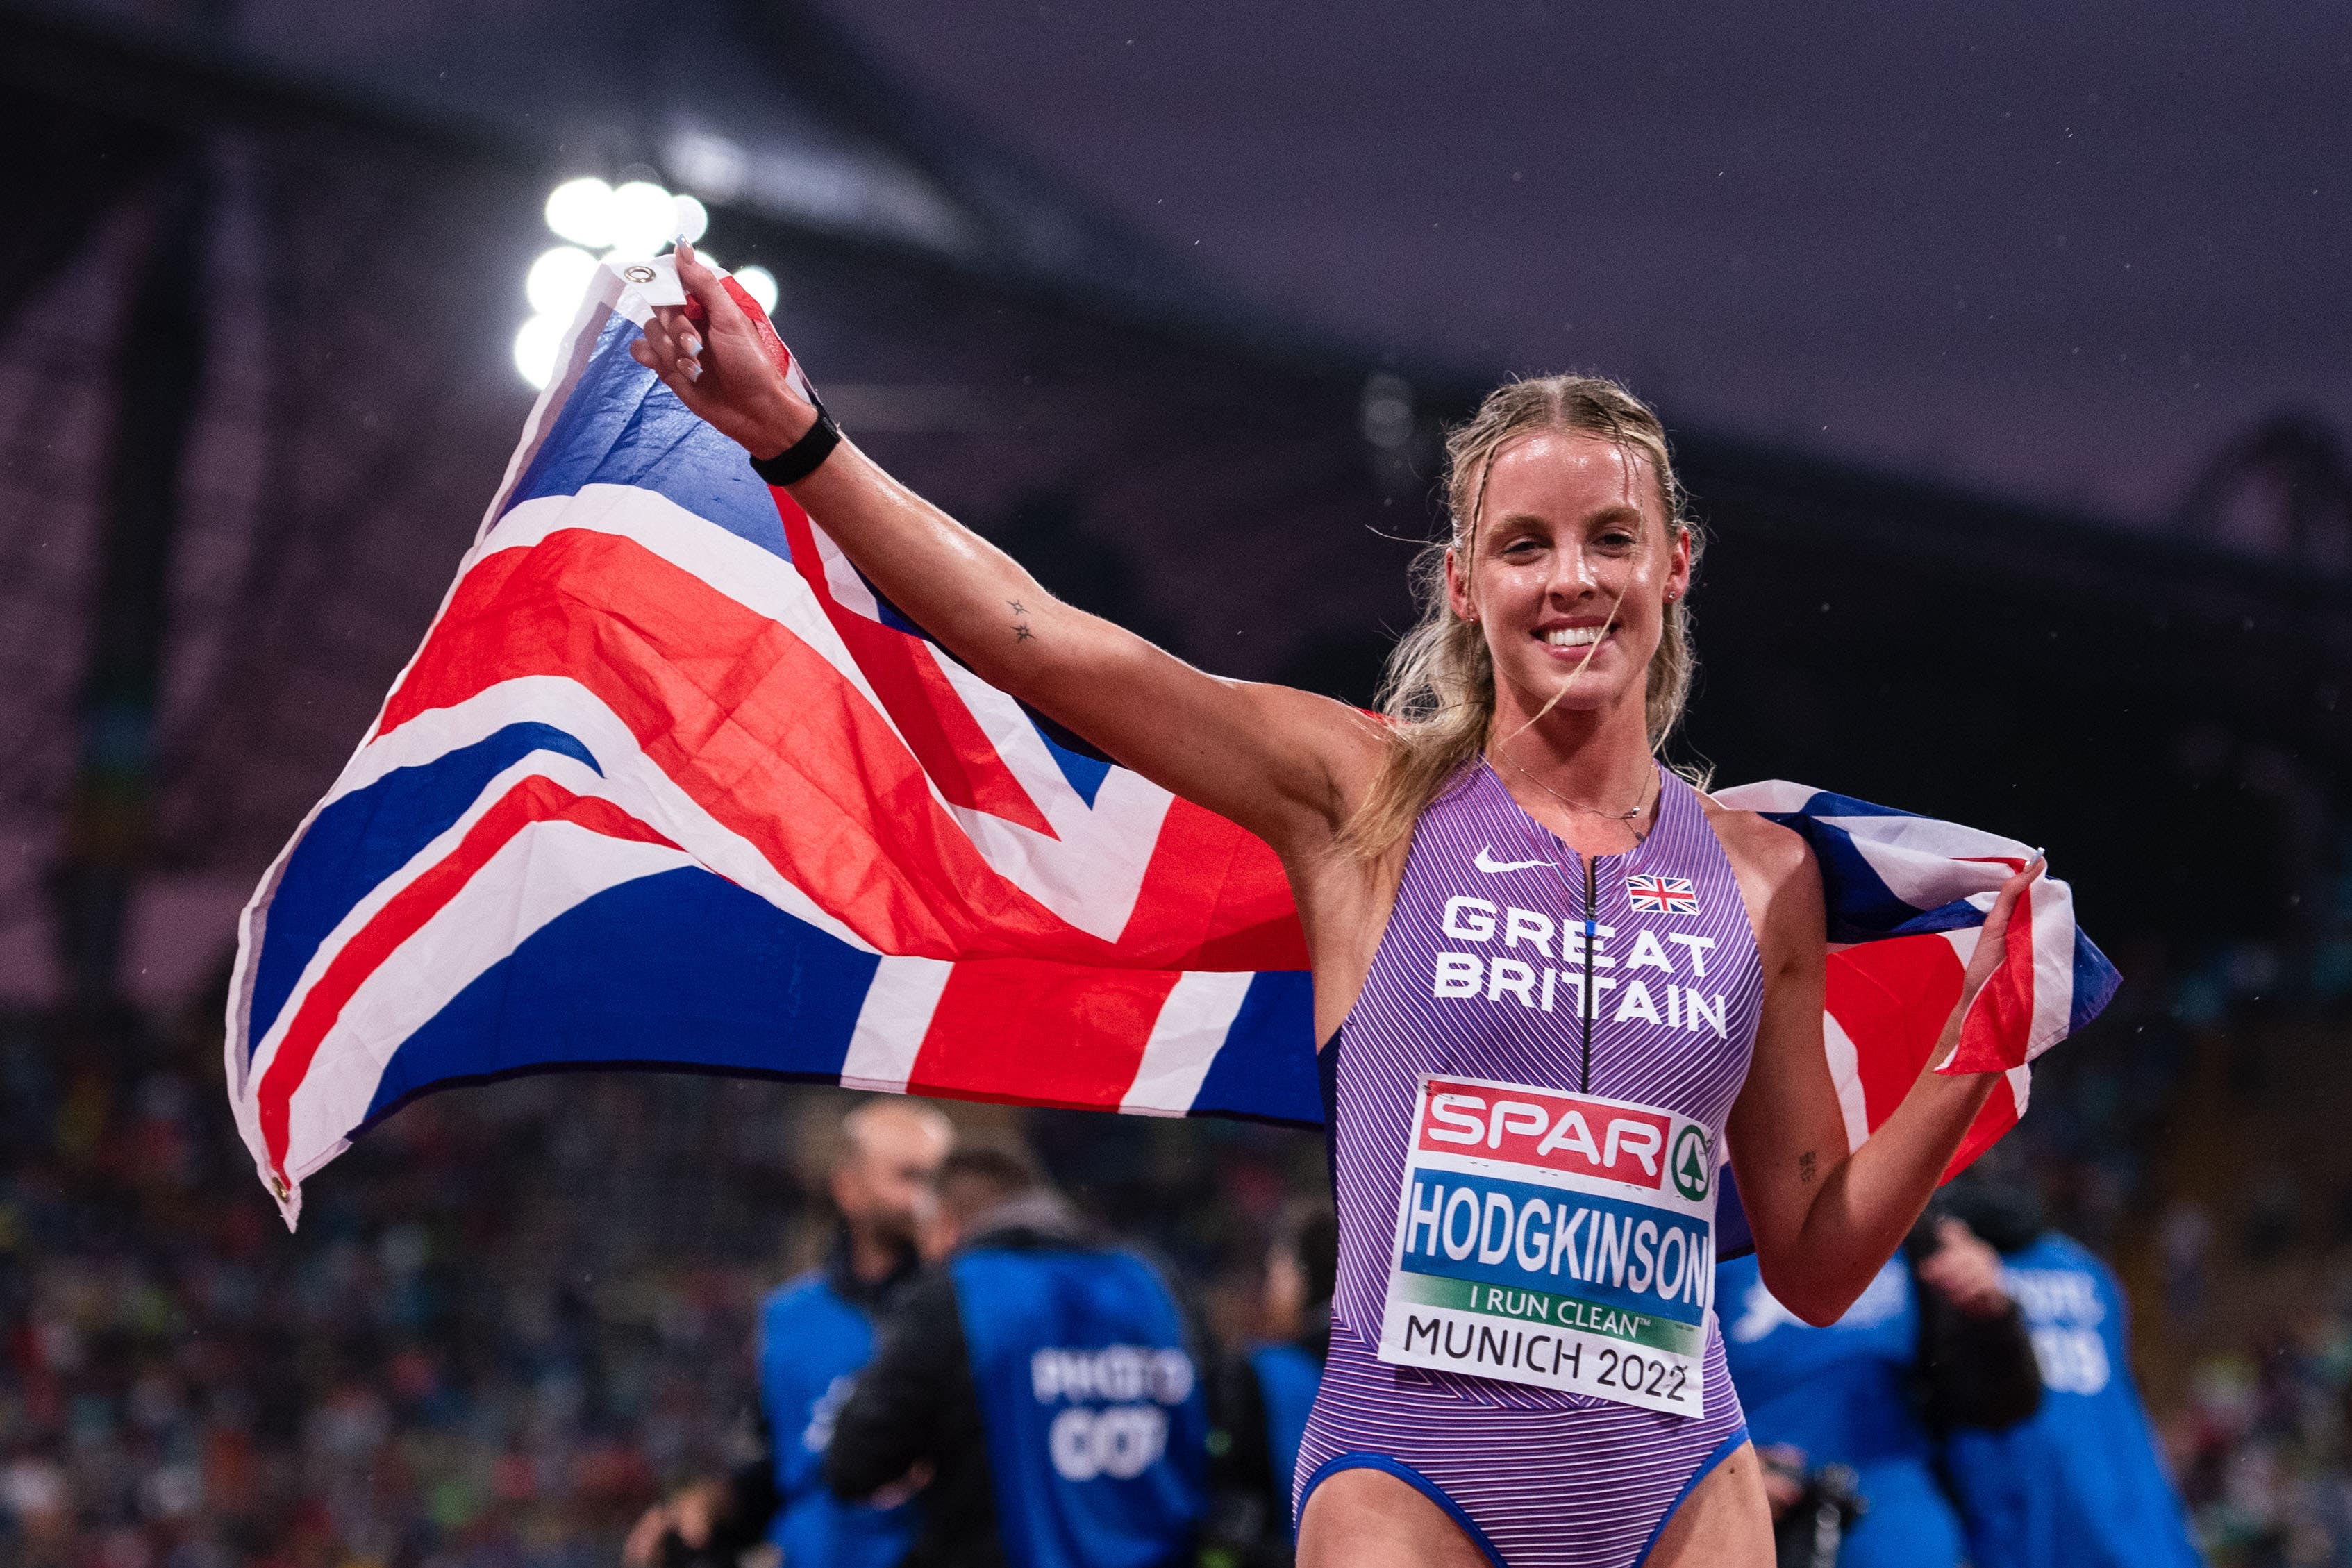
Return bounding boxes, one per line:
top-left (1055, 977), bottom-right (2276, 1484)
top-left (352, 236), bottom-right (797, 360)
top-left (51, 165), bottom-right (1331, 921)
top-left (1295, 761), bottom-right (1765, 1567)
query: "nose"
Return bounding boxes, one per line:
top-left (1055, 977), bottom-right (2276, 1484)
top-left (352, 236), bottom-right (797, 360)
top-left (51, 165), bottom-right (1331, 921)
top-left (1545, 540), bottom-right (1604, 599)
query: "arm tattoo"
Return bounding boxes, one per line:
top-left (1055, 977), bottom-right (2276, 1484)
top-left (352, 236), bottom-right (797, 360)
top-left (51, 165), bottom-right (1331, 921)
top-left (1008, 599), bottom-right (1033, 644)
top-left (1797, 1150), bottom-right (1817, 1186)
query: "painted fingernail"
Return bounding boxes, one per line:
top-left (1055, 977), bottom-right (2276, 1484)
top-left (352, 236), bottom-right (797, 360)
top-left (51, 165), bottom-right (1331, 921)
top-left (682, 362), bottom-right (703, 382)
top-left (680, 336), bottom-right (701, 358)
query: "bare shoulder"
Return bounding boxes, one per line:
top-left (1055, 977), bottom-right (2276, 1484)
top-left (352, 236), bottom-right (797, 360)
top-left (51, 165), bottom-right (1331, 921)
top-left (1699, 798), bottom-right (1813, 886)
top-left (1696, 795), bottom-right (1822, 946)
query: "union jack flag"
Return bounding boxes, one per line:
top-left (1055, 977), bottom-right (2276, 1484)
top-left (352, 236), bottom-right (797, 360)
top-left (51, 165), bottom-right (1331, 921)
top-left (223, 259), bottom-right (2117, 1231)
top-left (1704, 781), bottom-right (2119, 1252)
top-left (224, 260), bottom-right (1314, 1224)
top-left (1624, 873), bottom-right (1700, 915)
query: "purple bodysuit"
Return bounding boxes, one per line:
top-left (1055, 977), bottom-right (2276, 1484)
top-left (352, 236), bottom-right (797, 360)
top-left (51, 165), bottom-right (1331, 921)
top-left (1295, 761), bottom-right (1765, 1567)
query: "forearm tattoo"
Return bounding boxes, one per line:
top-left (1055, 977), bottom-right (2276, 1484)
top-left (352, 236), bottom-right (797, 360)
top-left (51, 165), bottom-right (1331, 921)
top-left (1009, 599), bottom-right (1033, 643)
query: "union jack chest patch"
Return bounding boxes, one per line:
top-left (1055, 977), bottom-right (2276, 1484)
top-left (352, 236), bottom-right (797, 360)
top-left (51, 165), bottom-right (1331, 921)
top-left (1626, 874), bottom-right (1700, 915)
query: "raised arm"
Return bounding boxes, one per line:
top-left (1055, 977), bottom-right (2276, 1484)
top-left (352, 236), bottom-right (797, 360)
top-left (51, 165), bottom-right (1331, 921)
top-left (1718, 813), bottom-right (2038, 1326)
top-left (630, 244), bottom-right (1383, 854)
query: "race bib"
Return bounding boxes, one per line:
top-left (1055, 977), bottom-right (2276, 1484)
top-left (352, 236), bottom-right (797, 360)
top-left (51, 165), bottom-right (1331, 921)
top-left (1376, 1074), bottom-right (1718, 1417)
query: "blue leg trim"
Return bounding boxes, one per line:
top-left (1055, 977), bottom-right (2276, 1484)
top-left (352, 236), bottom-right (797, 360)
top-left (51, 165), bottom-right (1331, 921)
top-left (1634, 1424), bottom-right (1752, 1567)
top-left (1298, 1451), bottom-right (1510, 1568)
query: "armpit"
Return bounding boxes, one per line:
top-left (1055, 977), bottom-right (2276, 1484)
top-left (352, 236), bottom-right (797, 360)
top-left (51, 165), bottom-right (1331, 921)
top-left (1697, 802), bottom-right (1816, 951)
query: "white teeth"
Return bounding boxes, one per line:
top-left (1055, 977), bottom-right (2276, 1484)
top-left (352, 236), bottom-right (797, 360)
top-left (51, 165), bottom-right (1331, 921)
top-left (1542, 626), bottom-right (1605, 647)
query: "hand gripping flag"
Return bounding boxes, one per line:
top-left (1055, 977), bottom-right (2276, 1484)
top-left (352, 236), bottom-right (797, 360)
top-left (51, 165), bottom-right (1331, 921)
top-left (224, 258), bottom-right (2117, 1226)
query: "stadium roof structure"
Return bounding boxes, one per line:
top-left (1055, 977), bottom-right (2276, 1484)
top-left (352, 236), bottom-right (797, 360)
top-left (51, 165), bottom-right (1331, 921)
top-left (3, 0), bottom-right (2349, 1019)
top-left (9, 0), bottom-right (1233, 317)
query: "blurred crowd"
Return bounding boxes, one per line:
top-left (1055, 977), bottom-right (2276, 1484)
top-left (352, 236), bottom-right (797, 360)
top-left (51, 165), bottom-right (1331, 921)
top-left (2167, 1275), bottom-right (2352, 1568)
top-left (0, 1002), bottom-right (1319, 1568)
top-left (2015, 912), bottom-right (2352, 1568)
top-left (3, 936), bottom-right (2352, 1567)
top-left (0, 1039), bottom-right (739, 1567)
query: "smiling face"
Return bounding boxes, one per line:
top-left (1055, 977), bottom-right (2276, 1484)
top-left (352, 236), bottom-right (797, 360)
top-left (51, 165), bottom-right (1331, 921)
top-left (1444, 429), bottom-right (1690, 736)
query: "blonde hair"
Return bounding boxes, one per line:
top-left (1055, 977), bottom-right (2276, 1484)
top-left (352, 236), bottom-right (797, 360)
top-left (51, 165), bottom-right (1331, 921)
top-left (1340, 374), bottom-right (1701, 860)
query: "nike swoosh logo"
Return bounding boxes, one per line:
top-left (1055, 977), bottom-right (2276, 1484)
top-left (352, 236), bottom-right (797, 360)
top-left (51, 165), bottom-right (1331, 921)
top-left (1474, 846), bottom-right (1552, 874)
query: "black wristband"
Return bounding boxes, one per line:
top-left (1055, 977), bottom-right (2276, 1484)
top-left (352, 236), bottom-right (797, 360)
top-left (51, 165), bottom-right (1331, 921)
top-left (750, 399), bottom-right (841, 487)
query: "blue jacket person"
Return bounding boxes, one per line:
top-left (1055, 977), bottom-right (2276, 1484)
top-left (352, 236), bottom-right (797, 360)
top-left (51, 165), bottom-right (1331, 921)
top-left (827, 1142), bottom-right (1209, 1568)
top-left (624, 1099), bottom-right (954, 1568)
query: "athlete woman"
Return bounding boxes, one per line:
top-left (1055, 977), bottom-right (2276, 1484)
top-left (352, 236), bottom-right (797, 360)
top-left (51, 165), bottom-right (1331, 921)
top-left (633, 242), bottom-right (2040, 1568)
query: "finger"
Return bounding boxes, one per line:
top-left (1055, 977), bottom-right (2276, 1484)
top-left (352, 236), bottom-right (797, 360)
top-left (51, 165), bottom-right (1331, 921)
top-left (649, 304), bottom-right (703, 362)
top-left (1969, 855), bottom-right (2044, 955)
top-left (639, 313), bottom-right (676, 364)
top-left (673, 240), bottom-right (745, 326)
top-left (645, 306), bottom-right (703, 369)
top-left (1990, 856), bottom-right (2045, 917)
top-left (1988, 866), bottom-right (2026, 907)
top-left (637, 316), bottom-right (701, 381)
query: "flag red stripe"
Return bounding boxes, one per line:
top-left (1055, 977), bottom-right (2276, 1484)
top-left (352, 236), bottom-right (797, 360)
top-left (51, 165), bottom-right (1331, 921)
top-left (1825, 935), bottom-right (1966, 1131)
top-left (377, 530), bottom-right (1301, 968)
top-left (776, 495), bottom-right (1055, 834)
top-left (256, 776), bottom-right (676, 1183)
top-left (1942, 885), bottom-right (2040, 1074)
top-left (382, 531), bottom-right (1024, 955)
top-left (906, 961), bottom-right (1182, 1111)
top-left (1113, 796), bottom-right (1308, 970)
top-left (1826, 929), bottom-right (2032, 1182)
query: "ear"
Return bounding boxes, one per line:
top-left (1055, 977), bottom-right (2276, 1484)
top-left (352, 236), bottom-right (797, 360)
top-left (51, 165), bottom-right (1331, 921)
top-left (1443, 545), bottom-right (1478, 622)
top-left (1662, 526), bottom-right (1693, 605)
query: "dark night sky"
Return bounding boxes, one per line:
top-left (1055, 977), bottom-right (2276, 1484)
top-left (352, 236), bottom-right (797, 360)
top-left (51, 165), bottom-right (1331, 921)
top-left (831, 0), bottom-right (2352, 523)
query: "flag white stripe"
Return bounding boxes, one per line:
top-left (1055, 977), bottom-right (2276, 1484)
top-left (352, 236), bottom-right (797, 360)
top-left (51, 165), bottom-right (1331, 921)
top-left (1819, 1010), bottom-right (1873, 1154)
top-left (463, 486), bottom-right (1171, 937)
top-left (2024, 878), bottom-right (2078, 1060)
top-left (1122, 971), bottom-right (1256, 1117)
top-left (277, 822), bottom-right (692, 1196)
top-left (466, 485), bottom-right (899, 747)
top-left (840, 958), bottom-right (956, 1093)
top-left (318, 678), bottom-right (876, 949)
top-left (247, 709), bottom-right (884, 1094)
top-left (1930, 926), bottom-right (1980, 1071)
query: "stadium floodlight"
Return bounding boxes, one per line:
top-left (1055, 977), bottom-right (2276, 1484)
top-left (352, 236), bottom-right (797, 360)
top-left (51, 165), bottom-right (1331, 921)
top-left (736, 265), bottom-right (780, 316)
top-left (525, 247), bottom-right (601, 319)
top-left (544, 177), bottom-right (616, 249)
top-left (608, 181), bottom-right (678, 258)
top-left (512, 314), bottom-right (567, 390)
top-left (522, 176), bottom-right (764, 386)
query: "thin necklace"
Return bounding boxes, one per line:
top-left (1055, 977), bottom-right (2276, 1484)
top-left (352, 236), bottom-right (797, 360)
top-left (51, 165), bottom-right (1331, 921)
top-left (1499, 751), bottom-right (1660, 848)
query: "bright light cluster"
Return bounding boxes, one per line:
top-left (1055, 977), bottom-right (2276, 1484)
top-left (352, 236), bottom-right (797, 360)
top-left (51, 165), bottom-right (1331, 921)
top-left (514, 176), bottom-right (778, 389)
top-left (735, 266), bottom-right (781, 316)
top-left (544, 177), bottom-right (708, 256)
